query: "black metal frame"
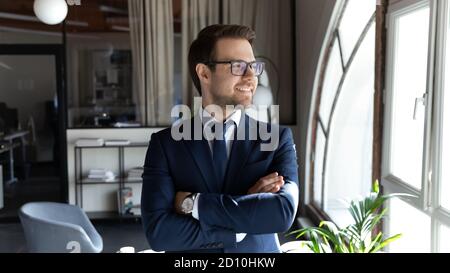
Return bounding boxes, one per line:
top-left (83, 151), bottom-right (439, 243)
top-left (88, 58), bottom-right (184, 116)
top-left (0, 44), bottom-right (69, 205)
top-left (74, 143), bottom-right (147, 218)
top-left (206, 60), bottom-right (265, 76)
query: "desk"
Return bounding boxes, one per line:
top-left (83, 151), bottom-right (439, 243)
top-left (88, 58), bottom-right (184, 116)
top-left (0, 131), bottom-right (28, 184)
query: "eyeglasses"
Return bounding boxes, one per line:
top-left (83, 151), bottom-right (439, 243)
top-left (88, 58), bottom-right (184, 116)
top-left (207, 60), bottom-right (265, 76)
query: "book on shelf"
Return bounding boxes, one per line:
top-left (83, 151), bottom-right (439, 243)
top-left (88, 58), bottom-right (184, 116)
top-left (104, 139), bottom-right (131, 146)
top-left (118, 187), bottom-right (136, 215)
top-left (85, 169), bottom-right (116, 182)
top-left (126, 167), bottom-right (144, 181)
top-left (113, 122), bottom-right (141, 128)
top-left (129, 205), bottom-right (141, 216)
top-left (83, 177), bottom-right (117, 183)
top-left (126, 177), bottom-right (143, 182)
top-left (89, 168), bottom-right (110, 175)
top-left (75, 138), bottom-right (104, 147)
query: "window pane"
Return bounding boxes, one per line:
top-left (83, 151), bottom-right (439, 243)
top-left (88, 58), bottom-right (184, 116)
top-left (313, 125), bottom-right (326, 206)
top-left (324, 24), bottom-right (375, 227)
top-left (66, 1), bottom-right (144, 128)
top-left (338, 0), bottom-right (376, 64)
top-left (439, 224), bottom-right (450, 253)
top-left (387, 198), bottom-right (431, 253)
top-left (319, 40), bottom-right (343, 128)
top-left (390, 5), bottom-right (430, 189)
top-left (441, 3), bottom-right (450, 210)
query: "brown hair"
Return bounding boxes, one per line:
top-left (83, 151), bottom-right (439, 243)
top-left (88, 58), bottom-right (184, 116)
top-left (188, 24), bottom-right (256, 95)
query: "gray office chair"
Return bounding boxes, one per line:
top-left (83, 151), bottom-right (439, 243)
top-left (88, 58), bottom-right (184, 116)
top-left (19, 202), bottom-right (103, 253)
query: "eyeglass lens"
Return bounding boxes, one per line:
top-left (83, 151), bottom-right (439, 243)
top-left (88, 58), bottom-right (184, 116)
top-left (231, 61), bottom-right (264, 76)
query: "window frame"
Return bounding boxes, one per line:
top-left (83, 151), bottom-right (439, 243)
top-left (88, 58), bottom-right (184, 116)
top-left (382, 0), bottom-right (435, 211)
top-left (306, 0), bottom-right (346, 220)
top-left (432, 0), bottom-right (450, 226)
top-left (382, 0), bottom-right (450, 252)
top-left (305, 0), bottom-right (378, 224)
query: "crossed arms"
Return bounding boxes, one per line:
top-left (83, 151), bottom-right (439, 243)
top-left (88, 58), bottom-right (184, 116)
top-left (141, 128), bottom-right (299, 252)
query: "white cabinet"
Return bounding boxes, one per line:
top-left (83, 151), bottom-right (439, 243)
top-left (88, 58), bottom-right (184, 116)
top-left (67, 128), bottom-right (162, 218)
top-left (74, 143), bottom-right (147, 218)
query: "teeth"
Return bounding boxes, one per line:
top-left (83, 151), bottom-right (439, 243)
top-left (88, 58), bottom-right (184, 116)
top-left (236, 87), bottom-right (252, 92)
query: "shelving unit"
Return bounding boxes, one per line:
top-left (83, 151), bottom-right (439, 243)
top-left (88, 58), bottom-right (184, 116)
top-left (74, 142), bottom-right (147, 218)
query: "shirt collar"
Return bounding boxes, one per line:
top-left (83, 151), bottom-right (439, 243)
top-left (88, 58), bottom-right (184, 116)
top-left (199, 106), bottom-right (242, 128)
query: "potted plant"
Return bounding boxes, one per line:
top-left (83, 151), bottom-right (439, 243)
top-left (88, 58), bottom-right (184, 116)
top-left (288, 180), bottom-right (413, 253)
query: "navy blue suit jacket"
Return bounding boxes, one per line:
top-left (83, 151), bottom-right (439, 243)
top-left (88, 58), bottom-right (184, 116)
top-left (141, 114), bottom-right (299, 253)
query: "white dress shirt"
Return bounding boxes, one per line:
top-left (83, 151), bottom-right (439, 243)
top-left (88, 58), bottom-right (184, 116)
top-left (191, 107), bottom-right (246, 243)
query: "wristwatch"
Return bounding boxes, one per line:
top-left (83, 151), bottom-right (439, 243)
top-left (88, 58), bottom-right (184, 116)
top-left (181, 193), bottom-right (198, 215)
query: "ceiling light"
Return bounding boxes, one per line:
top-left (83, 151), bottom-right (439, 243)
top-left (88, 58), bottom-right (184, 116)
top-left (33, 0), bottom-right (68, 25)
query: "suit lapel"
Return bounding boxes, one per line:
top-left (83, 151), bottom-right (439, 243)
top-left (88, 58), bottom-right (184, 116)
top-left (183, 116), bottom-right (220, 193)
top-left (222, 114), bottom-right (257, 193)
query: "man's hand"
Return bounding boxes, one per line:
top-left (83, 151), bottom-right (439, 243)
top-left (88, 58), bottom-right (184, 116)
top-left (174, 191), bottom-right (191, 214)
top-left (247, 172), bottom-right (284, 194)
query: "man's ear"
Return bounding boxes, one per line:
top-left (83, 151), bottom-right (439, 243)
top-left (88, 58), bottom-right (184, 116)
top-left (196, 63), bottom-right (210, 84)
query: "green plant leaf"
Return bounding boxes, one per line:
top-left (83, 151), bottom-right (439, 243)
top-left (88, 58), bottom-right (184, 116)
top-left (286, 181), bottom-right (415, 253)
top-left (372, 233), bottom-right (402, 253)
top-left (310, 232), bottom-right (322, 253)
top-left (373, 180), bottom-right (380, 194)
top-left (366, 232), bottom-right (383, 253)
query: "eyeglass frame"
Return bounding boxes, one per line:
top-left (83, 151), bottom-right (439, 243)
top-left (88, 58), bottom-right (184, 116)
top-left (205, 60), bottom-right (265, 76)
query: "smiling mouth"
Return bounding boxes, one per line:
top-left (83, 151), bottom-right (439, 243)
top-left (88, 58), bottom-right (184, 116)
top-left (235, 86), bottom-right (253, 93)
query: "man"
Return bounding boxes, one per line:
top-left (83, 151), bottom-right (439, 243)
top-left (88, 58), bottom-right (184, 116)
top-left (141, 24), bottom-right (299, 253)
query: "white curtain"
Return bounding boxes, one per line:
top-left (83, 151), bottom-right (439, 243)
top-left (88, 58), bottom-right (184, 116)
top-left (222, 0), bottom-right (256, 27)
top-left (129, 0), bottom-right (174, 126)
top-left (146, 0), bottom-right (174, 125)
top-left (128, 0), bottom-right (145, 124)
top-left (222, 0), bottom-right (293, 123)
top-left (181, 0), bottom-right (220, 109)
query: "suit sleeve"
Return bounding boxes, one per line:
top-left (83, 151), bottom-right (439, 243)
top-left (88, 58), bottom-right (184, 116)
top-left (141, 132), bottom-right (236, 252)
top-left (197, 127), bottom-right (299, 234)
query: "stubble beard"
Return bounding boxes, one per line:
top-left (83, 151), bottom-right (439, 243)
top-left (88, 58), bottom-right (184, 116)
top-left (211, 92), bottom-right (252, 110)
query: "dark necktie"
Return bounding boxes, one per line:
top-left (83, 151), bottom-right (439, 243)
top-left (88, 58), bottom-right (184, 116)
top-left (212, 122), bottom-right (228, 184)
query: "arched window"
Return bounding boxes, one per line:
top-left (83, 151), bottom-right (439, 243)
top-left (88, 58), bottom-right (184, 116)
top-left (308, 0), bottom-right (376, 227)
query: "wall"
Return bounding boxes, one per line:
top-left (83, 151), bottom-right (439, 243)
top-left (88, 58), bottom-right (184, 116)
top-left (0, 55), bottom-right (56, 130)
top-left (389, 0), bottom-right (403, 4)
top-left (296, 0), bottom-right (337, 206)
top-left (0, 30), bottom-right (62, 44)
